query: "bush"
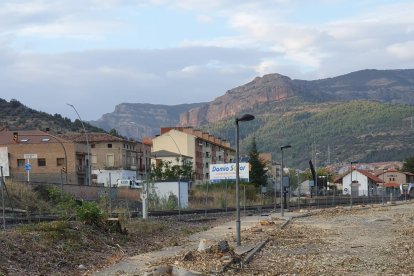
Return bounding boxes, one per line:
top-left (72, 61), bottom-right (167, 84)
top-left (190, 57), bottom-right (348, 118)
top-left (34, 184), bottom-right (78, 219)
top-left (76, 201), bottom-right (103, 225)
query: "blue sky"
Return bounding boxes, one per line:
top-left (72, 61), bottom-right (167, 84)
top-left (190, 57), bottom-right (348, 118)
top-left (1, 0), bottom-right (413, 120)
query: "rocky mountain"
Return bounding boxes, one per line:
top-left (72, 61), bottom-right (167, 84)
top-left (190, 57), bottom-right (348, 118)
top-left (179, 69), bottom-right (414, 126)
top-left (89, 102), bottom-right (205, 138)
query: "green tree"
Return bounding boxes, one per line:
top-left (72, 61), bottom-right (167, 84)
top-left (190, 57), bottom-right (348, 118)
top-left (402, 156), bottom-right (414, 173)
top-left (248, 137), bottom-right (268, 187)
top-left (150, 158), bottom-right (194, 181)
top-left (109, 128), bottom-right (119, 136)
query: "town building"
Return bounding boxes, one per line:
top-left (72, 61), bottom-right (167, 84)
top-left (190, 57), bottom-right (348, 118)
top-left (61, 133), bottom-right (150, 186)
top-left (151, 127), bottom-right (236, 184)
top-left (0, 129), bottom-right (88, 185)
top-left (376, 168), bottom-right (414, 190)
top-left (339, 169), bottom-right (383, 196)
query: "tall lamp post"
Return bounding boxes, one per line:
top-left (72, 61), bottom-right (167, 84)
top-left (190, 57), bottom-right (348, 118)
top-left (138, 146), bottom-right (149, 219)
top-left (382, 169), bottom-right (387, 205)
top-left (280, 145), bottom-right (292, 217)
top-left (350, 161), bottom-right (358, 208)
top-left (273, 162), bottom-right (280, 211)
top-left (235, 114), bottom-right (255, 246)
top-left (67, 104), bottom-right (91, 186)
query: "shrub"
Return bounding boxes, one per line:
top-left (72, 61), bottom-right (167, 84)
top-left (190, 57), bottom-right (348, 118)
top-left (75, 201), bottom-right (103, 225)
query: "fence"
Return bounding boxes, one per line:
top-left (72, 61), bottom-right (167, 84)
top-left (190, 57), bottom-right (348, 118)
top-left (2, 181), bottom-right (412, 223)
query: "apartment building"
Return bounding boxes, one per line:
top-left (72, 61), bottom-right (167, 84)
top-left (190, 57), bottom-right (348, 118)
top-left (151, 127), bottom-right (235, 183)
top-left (0, 129), bottom-right (88, 185)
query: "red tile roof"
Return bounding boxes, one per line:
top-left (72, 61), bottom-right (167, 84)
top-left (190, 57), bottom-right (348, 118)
top-left (356, 169), bottom-right (383, 183)
top-left (58, 132), bottom-right (129, 143)
top-left (0, 130), bottom-right (71, 144)
top-left (334, 169), bottom-right (384, 184)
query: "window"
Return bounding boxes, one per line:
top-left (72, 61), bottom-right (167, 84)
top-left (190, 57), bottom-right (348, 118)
top-left (56, 158), bottom-right (64, 166)
top-left (41, 137), bottom-right (50, 142)
top-left (91, 144), bottom-right (95, 148)
top-left (107, 143), bottom-right (113, 148)
top-left (205, 162), bottom-right (209, 168)
top-left (17, 159), bottom-right (25, 167)
top-left (91, 155), bottom-right (97, 164)
top-left (38, 158), bottom-right (46, 166)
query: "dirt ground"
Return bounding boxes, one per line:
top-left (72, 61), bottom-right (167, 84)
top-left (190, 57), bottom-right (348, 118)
top-left (162, 203), bottom-right (414, 275)
top-left (240, 203), bottom-right (414, 275)
top-left (3, 203), bottom-right (414, 275)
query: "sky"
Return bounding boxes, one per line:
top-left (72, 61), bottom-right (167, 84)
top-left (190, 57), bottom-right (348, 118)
top-left (1, 0), bottom-right (413, 121)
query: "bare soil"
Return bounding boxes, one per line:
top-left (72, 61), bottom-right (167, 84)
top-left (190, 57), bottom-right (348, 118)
top-left (161, 203), bottom-right (414, 275)
top-left (0, 214), bottom-right (235, 276)
top-left (2, 203), bottom-right (414, 275)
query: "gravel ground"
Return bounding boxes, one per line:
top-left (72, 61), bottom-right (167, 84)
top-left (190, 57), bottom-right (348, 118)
top-left (162, 203), bottom-right (414, 275)
top-left (237, 203), bottom-right (414, 275)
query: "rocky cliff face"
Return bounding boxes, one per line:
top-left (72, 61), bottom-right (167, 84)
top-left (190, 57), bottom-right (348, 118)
top-left (179, 73), bottom-right (296, 126)
top-left (90, 102), bottom-right (205, 138)
top-left (180, 69), bottom-right (414, 126)
top-left (89, 69), bottom-right (414, 138)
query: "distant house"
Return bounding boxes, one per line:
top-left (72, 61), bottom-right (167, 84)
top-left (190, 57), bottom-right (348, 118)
top-left (338, 169), bottom-right (383, 196)
top-left (376, 169), bottom-right (414, 188)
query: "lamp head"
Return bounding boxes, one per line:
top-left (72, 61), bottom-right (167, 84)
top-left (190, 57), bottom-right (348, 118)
top-left (281, 145), bottom-right (292, 150)
top-left (236, 114), bottom-right (255, 123)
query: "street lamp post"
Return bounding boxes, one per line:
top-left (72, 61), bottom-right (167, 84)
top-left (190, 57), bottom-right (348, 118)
top-left (280, 145), bottom-right (292, 217)
top-left (67, 104), bottom-right (91, 186)
top-left (138, 147), bottom-right (149, 219)
top-left (350, 161), bottom-right (358, 209)
top-left (273, 162), bottom-right (280, 211)
top-left (235, 114), bottom-right (255, 246)
top-left (382, 169), bottom-right (386, 205)
top-left (297, 169), bottom-right (301, 210)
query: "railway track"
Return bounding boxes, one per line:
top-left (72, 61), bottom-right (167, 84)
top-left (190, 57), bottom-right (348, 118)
top-left (0, 195), bottom-right (406, 226)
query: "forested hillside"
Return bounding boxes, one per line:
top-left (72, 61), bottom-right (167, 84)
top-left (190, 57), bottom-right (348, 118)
top-left (0, 99), bottom-right (103, 133)
top-left (204, 98), bottom-right (414, 169)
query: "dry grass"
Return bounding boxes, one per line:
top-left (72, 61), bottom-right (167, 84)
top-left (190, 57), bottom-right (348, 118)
top-left (189, 184), bottom-right (262, 209)
top-left (3, 181), bottom-right (51, 214)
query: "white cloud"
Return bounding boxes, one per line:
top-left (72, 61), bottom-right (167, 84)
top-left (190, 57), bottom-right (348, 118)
top-left (387, 41), bottom-right (414, 59)
top-left (0, 0), bottom-right (413, 121)
top-left (196, 15), bottom-right (213, 24)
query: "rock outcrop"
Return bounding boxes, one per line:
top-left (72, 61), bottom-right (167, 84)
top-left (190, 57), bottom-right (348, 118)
top-left (179, 73), bottom-right (296, 126)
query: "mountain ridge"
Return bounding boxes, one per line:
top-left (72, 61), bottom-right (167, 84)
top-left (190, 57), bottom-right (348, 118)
top-left (179, 69), bottom-right (414, 127)
top-left (90, 102), bottom-right (205, 138)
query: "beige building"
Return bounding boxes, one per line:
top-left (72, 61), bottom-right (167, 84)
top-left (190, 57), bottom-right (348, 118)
top-left (377, 168), bottom-right (414, 189)
top-left (0, 129), bottom-right (88, 185)
top-left (151, 127), bottom-right (236, 183)
top-left (62, 133), bottom-right (149, 186)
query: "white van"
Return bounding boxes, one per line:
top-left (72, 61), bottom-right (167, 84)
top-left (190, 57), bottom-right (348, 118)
top-left (116, 179), bottom-right (143, 189)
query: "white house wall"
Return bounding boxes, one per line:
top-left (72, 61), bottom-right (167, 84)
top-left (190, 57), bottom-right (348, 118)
top-left (93, 169), bottom-right (137, 186)
top-left (149, 181), bottom-right (189, 208)
top-left (342, 171), bottom-right (369, 196)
